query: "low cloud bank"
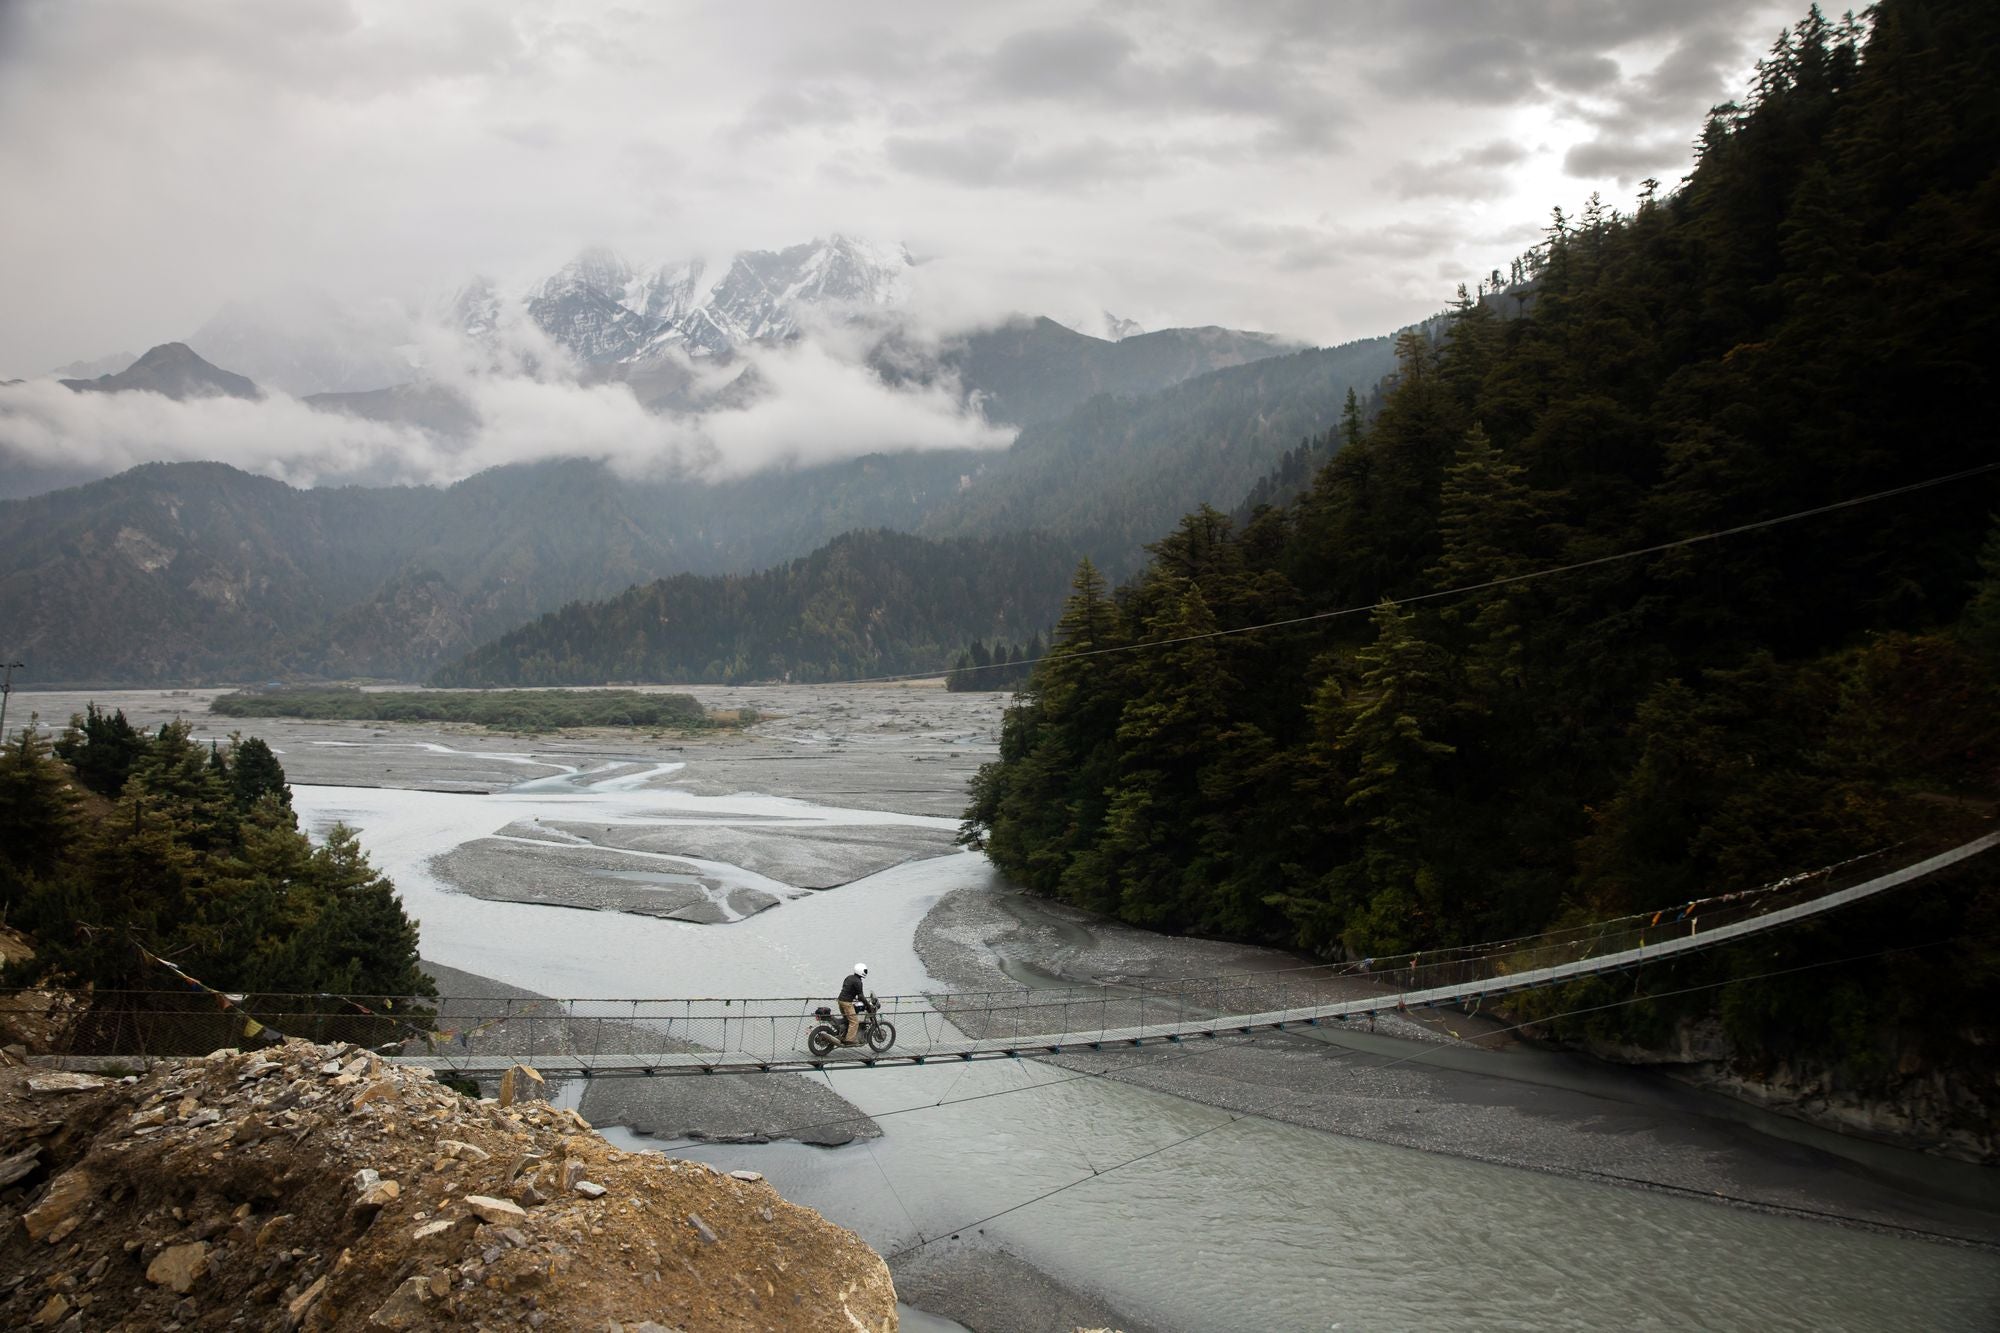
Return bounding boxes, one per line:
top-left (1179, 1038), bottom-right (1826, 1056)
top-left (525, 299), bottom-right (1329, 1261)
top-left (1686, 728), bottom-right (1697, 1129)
top-left (0, 320), bottom-right (1014, 492)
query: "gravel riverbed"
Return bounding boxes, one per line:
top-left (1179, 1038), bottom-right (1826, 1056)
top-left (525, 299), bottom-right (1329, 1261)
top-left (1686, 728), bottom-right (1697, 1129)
top-left (915, 885), bottom-right (2000, 1251)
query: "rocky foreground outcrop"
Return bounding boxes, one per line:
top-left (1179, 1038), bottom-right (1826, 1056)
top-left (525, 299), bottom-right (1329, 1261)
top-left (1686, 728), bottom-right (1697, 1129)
top-left (0, 1045), bottom-right (897, 1331)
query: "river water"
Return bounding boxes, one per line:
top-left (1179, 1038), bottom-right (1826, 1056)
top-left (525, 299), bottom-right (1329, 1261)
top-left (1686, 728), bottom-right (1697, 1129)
top-left (275, 733), bottom-right (2000, 1333)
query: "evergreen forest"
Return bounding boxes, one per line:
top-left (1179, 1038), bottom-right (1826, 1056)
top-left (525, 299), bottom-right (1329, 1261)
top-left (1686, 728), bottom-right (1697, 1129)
top-left (962, 2), bottom-right (2000, 1089)
top-left (212, 686), bottom-right (714, 732)
top-left (0, 705), bottom-right (432, 1002)
top-left (945, 636), bottom-right (1047, 692)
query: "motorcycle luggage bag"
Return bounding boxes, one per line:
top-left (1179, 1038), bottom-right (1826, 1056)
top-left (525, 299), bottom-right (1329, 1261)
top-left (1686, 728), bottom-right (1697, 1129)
top-left (812, 1006), bottom-right (833, 1020)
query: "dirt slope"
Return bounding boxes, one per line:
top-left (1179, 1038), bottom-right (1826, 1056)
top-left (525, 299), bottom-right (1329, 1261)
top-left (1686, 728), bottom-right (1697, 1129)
top-left (0, 1044), bottom-right (897, 1331)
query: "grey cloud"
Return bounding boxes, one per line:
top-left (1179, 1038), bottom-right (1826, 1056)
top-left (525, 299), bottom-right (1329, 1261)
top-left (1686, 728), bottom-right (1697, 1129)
top-left (1333, 0), bottom-right (1780, 113)
top-left (731, 84), bottom-right (865, 141)
top-left (1177, 213), bottom-right (1463, 270)
top-left (15, 0), bottom-right (525, 104)
top-left (1559, 24), bottom-right (1777, 183)
top-left (984, 20), bottom-right (1138, 97)
top-left (0, 327), bottom-right (1013, 487)
top-left (885, 127), bottom-right (1157, 190)
top-left (1645, 27), bottom-right (1754, 99)
top-left (1379, 138), bottom-right (1532, 200)
top-left (1563, 136), bottom-right (1688, 183)
top-left (0, 0), bottom-right (1803, 381)
top-left (771, 20), bottom-right (936, 83)
top-left (965, 14), bottom-right (1348, 151)
top-left (1545, 53), bottom-right (1622, 92)
top-left (1376, 36), bottom-right (1539, 106)
top-left (492, 121), bottom-right (566, 151)
top-left (1355, 0), bottom-right (1751, 55)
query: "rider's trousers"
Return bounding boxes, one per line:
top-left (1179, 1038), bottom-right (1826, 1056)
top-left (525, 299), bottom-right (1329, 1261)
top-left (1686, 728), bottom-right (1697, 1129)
top-left (839, 999), bottom-right (859, 1044)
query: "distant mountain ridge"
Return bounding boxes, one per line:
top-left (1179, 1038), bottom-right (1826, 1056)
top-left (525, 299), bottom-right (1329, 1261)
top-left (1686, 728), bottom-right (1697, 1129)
top-left (167, 235), bottom-right (1292, 414)
top-left (0, 319), bottom-right (1392, 683)
top-left (0, 453), bottom-right (985, 683)
top-left (926, 317), bottom-right (1300, 427)
top-left (50, 352), bottom-right (137, 380)
top-left (59, 343), bottom-right (259, 401)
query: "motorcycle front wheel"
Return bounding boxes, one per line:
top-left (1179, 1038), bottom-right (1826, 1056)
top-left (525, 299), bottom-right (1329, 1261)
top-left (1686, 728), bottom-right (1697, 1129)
top-left (867, 1021), bottom-right (896, 1053)
top-left (807, 1026), bottom-right (837, 1057)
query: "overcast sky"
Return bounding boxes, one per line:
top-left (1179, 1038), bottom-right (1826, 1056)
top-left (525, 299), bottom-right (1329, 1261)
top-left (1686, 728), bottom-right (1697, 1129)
top-left (0, 0), bottom-right (1804, 377)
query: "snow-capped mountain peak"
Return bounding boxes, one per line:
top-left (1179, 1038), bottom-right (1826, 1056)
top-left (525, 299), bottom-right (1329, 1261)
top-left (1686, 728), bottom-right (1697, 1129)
top-left (1101, 312), bottom-right (1146, 341)
top-left (464, 235), bottom-right (917, 365)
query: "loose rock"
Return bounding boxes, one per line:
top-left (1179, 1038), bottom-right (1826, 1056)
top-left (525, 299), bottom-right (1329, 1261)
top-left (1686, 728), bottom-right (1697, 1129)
top-left (464, 1194), bottom-right (527, 1224)
top-left (145, 1241), bottom-right (208, 1294)
top-left (22, 1168), bottom-right (94, 1243)
top-left (368, 1274), bottom-right (431, 1329)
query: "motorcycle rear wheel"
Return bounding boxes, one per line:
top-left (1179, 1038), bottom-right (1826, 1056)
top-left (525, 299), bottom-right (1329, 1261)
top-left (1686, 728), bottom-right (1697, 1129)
top-left (807, 1026), bottom-right (837, 1057)
top-left (867, 1021), bottom-right (896, 1053)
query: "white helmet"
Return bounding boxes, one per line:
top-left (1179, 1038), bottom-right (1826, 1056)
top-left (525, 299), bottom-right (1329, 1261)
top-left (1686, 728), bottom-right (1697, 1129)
top-left (854, 962), bottom-right (869, 976)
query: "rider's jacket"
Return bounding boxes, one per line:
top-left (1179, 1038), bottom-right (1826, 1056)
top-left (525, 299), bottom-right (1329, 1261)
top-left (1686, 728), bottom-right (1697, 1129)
top-left (839, 972), bottom-right (864, 1003)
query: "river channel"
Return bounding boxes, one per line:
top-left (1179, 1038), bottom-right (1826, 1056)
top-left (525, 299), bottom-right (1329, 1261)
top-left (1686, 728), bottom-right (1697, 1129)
top-left (26, 684), bottom-right (2000, 1330)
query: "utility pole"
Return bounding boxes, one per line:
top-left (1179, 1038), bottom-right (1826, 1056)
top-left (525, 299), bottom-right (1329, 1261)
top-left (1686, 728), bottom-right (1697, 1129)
top-left (0, 661), bottom-right (22, 746)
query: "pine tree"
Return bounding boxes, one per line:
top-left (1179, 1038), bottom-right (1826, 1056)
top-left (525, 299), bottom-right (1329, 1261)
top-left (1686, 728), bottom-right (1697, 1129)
top-left (1427, 424), bottom-right (1543, 690)
top-left (0, 728), bottom-right (80, 886)
top-left (54, 705), bottom-right (148, 798)
top-left (227, 735), bottom-right (293, 815)
top-left (1322, 602), bottom-right (1466, 953)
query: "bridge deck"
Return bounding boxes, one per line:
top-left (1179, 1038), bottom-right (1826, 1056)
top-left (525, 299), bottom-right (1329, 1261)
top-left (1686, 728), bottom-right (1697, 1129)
top-left (387, 831), bottom-right (1998, 1079)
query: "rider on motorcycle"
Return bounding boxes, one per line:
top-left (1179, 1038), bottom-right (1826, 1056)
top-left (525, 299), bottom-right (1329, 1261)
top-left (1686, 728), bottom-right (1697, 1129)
top-left (838, 963), bottom-right (868, 1045)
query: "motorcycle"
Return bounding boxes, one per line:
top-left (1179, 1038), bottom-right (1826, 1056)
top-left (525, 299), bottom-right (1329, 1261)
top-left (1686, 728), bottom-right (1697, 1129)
top-left (807, 993), bottom-right (896, 1056)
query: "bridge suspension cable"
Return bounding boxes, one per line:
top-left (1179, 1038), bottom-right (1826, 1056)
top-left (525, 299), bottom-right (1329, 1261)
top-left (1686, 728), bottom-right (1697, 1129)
top-left (879, 926), bottom-right (2000, 1261)
top-left (853, 459), bottom-right (2000, 686)
top-left (381, 828), bottom-right (1994, 1078)
top-left (29, 830), bottom-right (1994, 1079)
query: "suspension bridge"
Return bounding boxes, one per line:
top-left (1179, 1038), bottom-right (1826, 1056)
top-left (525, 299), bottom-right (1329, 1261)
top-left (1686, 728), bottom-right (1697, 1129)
top-left (30, 829), bottom-right (1993, 1079)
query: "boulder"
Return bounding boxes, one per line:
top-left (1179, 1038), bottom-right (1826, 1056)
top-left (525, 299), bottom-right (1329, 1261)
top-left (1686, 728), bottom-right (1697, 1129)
top-left (146, 1241), bottom-right (209, 1294)
top-left (464, 1194), bottom-right (526, 1224)
top-left (368, 1275), bottom-right (432, 1329)
top-left (22, 1167), bottom-right (94, 1242)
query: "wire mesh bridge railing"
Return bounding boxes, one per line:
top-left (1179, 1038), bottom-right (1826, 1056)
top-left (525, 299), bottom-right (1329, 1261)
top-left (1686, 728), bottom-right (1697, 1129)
top-left (10, 829), bottom-right (1994, 1079)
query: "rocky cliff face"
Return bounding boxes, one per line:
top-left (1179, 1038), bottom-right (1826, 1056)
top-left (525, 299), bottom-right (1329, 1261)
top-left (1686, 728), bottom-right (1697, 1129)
top-left (1581, 1016), bottom-right (2000, 1165)
top-left (0, 1044), bottom-right (898, 1330)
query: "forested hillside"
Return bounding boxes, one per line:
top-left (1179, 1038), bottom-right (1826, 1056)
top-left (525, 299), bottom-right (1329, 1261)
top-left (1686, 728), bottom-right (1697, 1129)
top-left (933, 317), bottom-right (1297, 426)
top-left (964, 2), bottom-right (2000, 1103)
top-left (922, 337), bottom-right (1395, 575)
top-left (433, 529), bottom-right (1078, 685)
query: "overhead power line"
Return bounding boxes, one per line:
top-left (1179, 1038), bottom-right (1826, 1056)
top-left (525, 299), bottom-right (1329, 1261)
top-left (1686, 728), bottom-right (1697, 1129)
top-left (662, 927), bottom-right (1988, 1170)
top-left (877, 928), bottom-right (2000, 1261)
top-left (866, 459), bottom-right (2000, 687)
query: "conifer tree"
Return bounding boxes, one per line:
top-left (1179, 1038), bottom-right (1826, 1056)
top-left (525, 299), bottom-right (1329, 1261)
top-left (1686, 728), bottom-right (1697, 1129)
top-left (55, 705), bottom-right (147, 798)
